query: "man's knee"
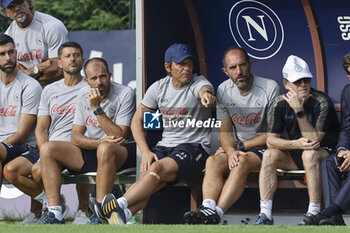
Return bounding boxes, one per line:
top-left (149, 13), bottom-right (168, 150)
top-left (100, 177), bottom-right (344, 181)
top-left (205, 154), bottom-right (223, 169)
top-left (32, 162), bottom-right (42, 183)
top-left (3, 163), bottom-right (17, 182)
top-left (39, 142), bottom-right (58, 160)
top-left (262, 149), bottom-right (281, 167)
top-left (302, 150), bottom-right (319, 167)
top-left (97, 142), bottom-right (126, 163)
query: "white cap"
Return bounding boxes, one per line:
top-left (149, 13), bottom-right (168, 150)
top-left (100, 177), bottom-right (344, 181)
top-left (282, 55), bottom-right (313, 82)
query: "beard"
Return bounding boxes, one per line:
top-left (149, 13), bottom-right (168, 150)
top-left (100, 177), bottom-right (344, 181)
top-left (0, 61), bottom-right (16, 74)
top-left (64, 65), bottom-right (83, 75)
top-left (233, 74), bottom-right (251, 89)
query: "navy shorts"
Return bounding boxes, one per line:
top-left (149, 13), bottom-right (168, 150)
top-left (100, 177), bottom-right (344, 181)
top-left (1, 142), bottom-right (39, 166)
top-left (290, 147), bottom-right (333, 169)
top-left (247, 146), bottom-right (267, 159)
top-left (151, 143), bottom-right (209, 183)
top-left (67, 143), bottom-right (136, 175)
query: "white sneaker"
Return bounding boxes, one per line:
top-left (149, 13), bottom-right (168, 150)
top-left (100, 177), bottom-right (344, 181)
top-left (20, 212), bottom-right (39, 224)
top-left (72, 210), bottom-right (90, 224)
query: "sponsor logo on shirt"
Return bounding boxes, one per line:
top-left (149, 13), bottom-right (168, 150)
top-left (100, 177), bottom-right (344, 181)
top-left (50, 103), bottom-right (76, 116)
top-left (17, 49), bottom-right (42, 62)
top-left (0, 105), bottom-right (17, 117)
top-left (231, 112), bottom-right (262, 125)
top-left (85, 115), bottom-right (114, 128)
top-left (162, 104), bottom-right (188, 116)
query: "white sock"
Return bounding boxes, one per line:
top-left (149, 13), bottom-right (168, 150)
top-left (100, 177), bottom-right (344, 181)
top-left (34, 191), bottom-right (47, 204)
top-left (307, 202), bottom-right (321, 215)
top-left (117, 197), bottom-right (128, 209)
top-left (124, 208), bottom-right (132, 222)
top-left (48, 206), bottom-right (63, 221)
top-left (216, 206), bottom-right (224, 217)
top-left (202, 199), bottom-right (216, 211)
top-left (260, 200), bottom-right (273, 220)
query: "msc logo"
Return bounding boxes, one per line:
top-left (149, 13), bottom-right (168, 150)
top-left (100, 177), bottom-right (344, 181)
top-left (143, 110), bottom-right (162, 129)
top-left (229, 0), bottom-right (284, 60)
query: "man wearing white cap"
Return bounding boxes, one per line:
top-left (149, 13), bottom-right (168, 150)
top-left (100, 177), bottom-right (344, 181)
top-left (254, 55), bottom-right (340, 225)
top-left (100, 43), bottom-right (216, 225)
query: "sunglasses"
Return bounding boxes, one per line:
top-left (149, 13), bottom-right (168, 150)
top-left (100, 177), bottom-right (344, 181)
top-left (7, 0), bottom-right (25, 9)
top-left (293, 78), bottom-right (311, 86)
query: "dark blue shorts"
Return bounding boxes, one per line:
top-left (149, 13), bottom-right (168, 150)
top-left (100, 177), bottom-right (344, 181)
top-left (1, 142), bottom-right (39, 166)
top-left (248, 146), bottom-right (267, 159)
top-left (67, 143), bottom-right (136, 175)
top-left (151, 143), bottom-right (209, 183)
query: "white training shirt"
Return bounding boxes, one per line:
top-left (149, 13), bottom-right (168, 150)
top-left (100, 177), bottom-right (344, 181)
top-left (141, 74), bottom-right (213, 153)
top-left (73, 82), bottom-right (136, 139)
top-left (216, 75), bottom-right (282, 141)
top-left (5, 11), bottom-right (68, 68)
top-left (0, 71), bottom-right (42, 147)
top-left (38, 78), bottom-right (87, 141)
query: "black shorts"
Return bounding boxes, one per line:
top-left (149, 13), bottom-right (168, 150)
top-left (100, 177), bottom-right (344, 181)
top-left (1, 142), bottom-right (39, 166)
top-left (151, 143), bottom-right (209, 183)
top-left (67, 143), bottom-right (136, 175)
top-left (247, 146), bottom-right (267, 159)
top-left (290, 147), bottom-right (333, 169)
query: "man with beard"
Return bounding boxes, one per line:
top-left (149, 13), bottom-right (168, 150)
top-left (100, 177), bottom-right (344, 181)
top-left (100, 43), bottom-right (216, 225)
top-left (1, 0), bottom-right (68, 85)
top-left (25, 41), bottom-right (90, 224)
top-left (0, 33), bottom-right (42, 214)
top-left (254, 55), bottom-right (340, 225)
top-left (39, 57), bottom-right (136, 224)
top-left (183, 47), bottom-right (282, 224)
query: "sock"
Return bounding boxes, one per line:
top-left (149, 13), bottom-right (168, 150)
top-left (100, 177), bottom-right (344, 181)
top-left (34, 191), bottom-right (47, 204)
top-left (324, 203), bottom-right (343, 217)
top-left (202, 199), bottom-right (216, 211)
top-left (117, 197), bottom-right (128, 209)
top-left (124, 208), bottom-right (132, 222)
top-left (48, 206), bottom-right (63, 221)
top-left (260, 200), bottom-right (273, 220)
top-left (307, 202), bottom-right (321, 215)
top-left (216, 206), bottom-right (224, 217)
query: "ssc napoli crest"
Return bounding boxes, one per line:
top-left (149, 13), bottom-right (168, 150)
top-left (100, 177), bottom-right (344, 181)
top-left (229, 0), bottom-right (284, 60)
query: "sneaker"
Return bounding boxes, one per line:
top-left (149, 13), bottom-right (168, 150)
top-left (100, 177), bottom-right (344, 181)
top-left (183, 206), bottom-right (221, 224)
top-left (41, 212), bottom-right (65, 224)
top-left (20, 213), bottom-right (39, 224)
top-left (298, 212), bottom-right (313, 226)
top-left (303, 212), bottom-right (327, 225)
top-left (319, 215), bottom-right (346, 226)
top-left (89, 213), bottom-right (102, 225)
top-left (38, 194), bottom-right (69, 224)
top-left (93, 201), bottom-right (108, 224)
top-left (72, 210), bottom-right (90, 224)
top-left (254, 213), bottom-right (274, 225)
top-left (101, 193), bottom-right (126, 225)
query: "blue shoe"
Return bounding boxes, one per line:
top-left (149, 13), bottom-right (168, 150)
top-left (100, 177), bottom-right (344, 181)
top-left (41, 212), bottom-right (65, 224)
top-left (298, 212), bottom-right (313, 225)
top-left (89, 213), bottom-right (102, 224)
top-left (93, 201), bottom-right (108, 224)
top-left (254, 213), bottom-right (274, 225)
top-left (101, 193), bottom-right (126, 225)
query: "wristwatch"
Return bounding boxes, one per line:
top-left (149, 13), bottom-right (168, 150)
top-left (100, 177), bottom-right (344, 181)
top-left (238, 140), bottom-right (245, 151)
top-left (93, 107), bottom-right (104, 115)
top-left (296, 110), bottom-right (306, 118)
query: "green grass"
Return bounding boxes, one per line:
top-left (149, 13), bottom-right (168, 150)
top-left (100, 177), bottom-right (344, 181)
top-left (0, 224), bottom-right (347, 233)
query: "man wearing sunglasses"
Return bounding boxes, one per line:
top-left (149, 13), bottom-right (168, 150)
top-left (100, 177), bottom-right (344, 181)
top-left (254, 55), bottom-right (340, 225)
top-left (0, 0), bottom-right (68, 85)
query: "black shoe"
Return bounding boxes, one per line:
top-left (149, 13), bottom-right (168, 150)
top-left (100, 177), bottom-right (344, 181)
top-left (93, 201), bottom-right (108, 224)
top-left (303, 212), bottom-right (327, 225)
top-left (184, 205), bottom-right (221, 225)
top-left (101, 193), bottom-right (126, 225)
top-left (319, 216), bottom-right (346, 226)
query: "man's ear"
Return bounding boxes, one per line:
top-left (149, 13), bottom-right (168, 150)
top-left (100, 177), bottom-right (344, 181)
top-left (164, 62), bottom-right (171, 73)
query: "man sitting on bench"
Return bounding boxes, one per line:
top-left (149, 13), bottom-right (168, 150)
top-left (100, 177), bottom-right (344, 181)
top-left (254, 55), bottom-right (340, 225)
top-left (40, 57), bottom-right (136, 224)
